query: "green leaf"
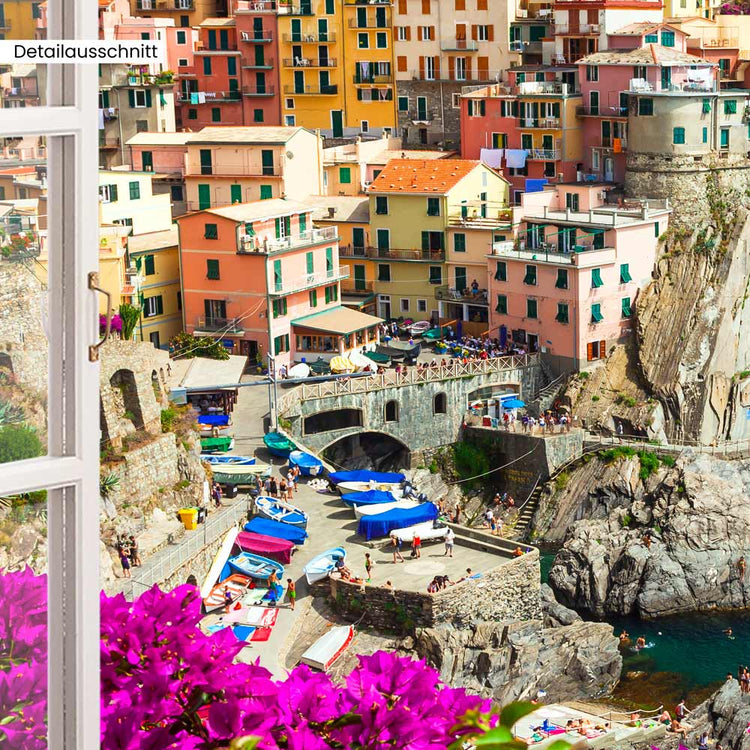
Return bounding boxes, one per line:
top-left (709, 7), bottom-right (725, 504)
top-left (546, 740), bottom-right (572, 750)
top-left (474, 726), bottom-right (514, 745)
top-left (500, 701), bottom-right (538, 729)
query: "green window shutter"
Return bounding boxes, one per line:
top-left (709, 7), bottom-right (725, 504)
top-left (429, 266), bottom-right (442, 284)
top-left (128, 90), bottom-right (135, 108)
top-left (203, 57), bottom-right (212, 75)
top-left (331, 285), bottom-right (338, 301)
top-left (299, 213), bottom-right (306, 233)
top-left (324, 286), bottom-right (331, 303)
top-left (206, 259), bottom-right (220, 279)
top-left (494, 261), bottom-right (506, 282)
top-left (211, 107), bottom-right (221, 123)
top-left (326, 247), bottom-right (333, 276)
top-left (619, 263), bottom-right (632, 284)
top-left (703, 98), bottom-right (711, 114)
top-left (523, 265), bottom-right (536, 285)
top-left (260, 185), bottom-right (272, 200)
top-left (309, 289), bottom-right (317, 307)
top-left (275, 218), bottom-right (281, 239)
top-left (102, 90), bottom-right (110, 108)
top-left (704, 127), bottom-right (709, 144)
top-left (555, 269), bottom-right (568, 289)
top-left (254, 109), bottom-right (264, 123)
top-left (427, 197), bottom-right (440, 216)
top-left (155, 296), bottom-right (164, 316)
top-left (526, 298), bottom-right (537, 319)
top-left (306, 252), bottom-right (314, 274)
top-left (622, 297), bottom-right (632, 318)
top-left (228, 57), bottom-right (237, 75)
top-left (110, 184), bottom-right (118, 202)
top-left (673, 127), bottom-right (685, 145)
top-left (421, 231), bottom-right (429, 251)
top-left (495, 294), bottom-right (507, 314)
top-left (339, 167), bottom-right (351, 184)
top-left (159, 90), bottom-right (167, 106)
top-left (591, 268), bottom-right (604, 288)
top-left (454, 233), bottom-right (466, 252)
top-left (134, 256), bottom-right (142, 270)
top-left (129, 181), bottom-right (140, 199)
top-left (261, 149), bottom-right (274, 174)
top-left (145, 89), bottom-right (152, 107)
top-left (378, 264), bottom-right (390, 282)
top-left (375, 196), bottom-right (388, 214)
top-left (725, 99), bottom-right (737, 114)
top-left (273, 259), bottom-right (282, 292)
top-left (198, 184), bottom-right (211, 210)
top-left (556, 303), bottom-right (569, 323)
top-left (204, 223), bottom-right (218, 239)
top-left (591, 303), bottom-right (603, 323)
top-left (144, 255), bottom-right (155, 275)
top-left (230, 184), bottom-right (242, 204)
top-left (654, 222), bottom-right (660, 238)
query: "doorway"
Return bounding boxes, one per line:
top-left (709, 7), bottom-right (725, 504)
top-left (331, 110), bottom-right (343, 137)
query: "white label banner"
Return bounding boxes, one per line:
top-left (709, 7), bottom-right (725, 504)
top-left (0, 40), bottom-right (167, 63)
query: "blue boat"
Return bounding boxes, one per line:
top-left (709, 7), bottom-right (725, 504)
top-left (198, 414), bottom-right (231, 426)
top-left (288, 450), bottom-right (323, 476)
top-left (200, 454), bottom-right (256, 466)
top-left (357, 502), bottom-right (439, 541)
top-left (255, 495), bottom-right (308, 527)
top-left (340, 489), bottom-right (398, 508)
top-left (227, 551), bottom-right (284, 581)
top-left (328, 470), bottom-right (405, 485)
top-left (244, 517), bottom-right (308, 545)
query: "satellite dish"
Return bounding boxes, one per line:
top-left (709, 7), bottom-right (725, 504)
top-left (286, 150), bottom-right (294, 158)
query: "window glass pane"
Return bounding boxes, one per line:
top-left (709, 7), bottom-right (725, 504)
top-left (0, 140), bottom-right (49, 465)
top-left (1, 0), bottom-right (48, 107)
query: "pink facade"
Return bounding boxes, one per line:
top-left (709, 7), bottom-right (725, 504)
top-left (486, 184), bottom-right (670, 372)
top-left (606, 24), bottom-right (688, 52)
top-left (128, 142), bottom-right (188, 175)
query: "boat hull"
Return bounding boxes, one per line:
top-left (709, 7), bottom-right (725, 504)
top-left (303, 547), bottom-right (346, 585)
top-left (201, 454), bottom-right (256, 466)
top-left (200, 528), bottom-right (239, 599)
top-left (337, 481), bottom-right (403, 497)
top-left (203, 572), bottom-right (250, 613)
top-left (227, 551), bottom-right (284, 582)
top-left (299, 625), bottom-right (354, 671)
top-left (255, 495), bottom-right (309, 528)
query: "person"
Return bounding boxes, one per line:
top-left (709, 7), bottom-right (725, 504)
top-left (670, 719), bottom-right (687, 737)
top-left (444, 527), bottom-right (455, 557)
top-left (471, 279), bottom-right (479, 295)
top-left (698, 732), bottom-right (709, 750)
top-left (728, 672), bottom-right (735, 682)
top-left (120, 549), bottom-right (131, 578)
top-left (675, 699), bottom-right (690, 721)
top-left (391, 535), bottom-right (405, 563)
top-left (513, 546), bottom-right (524, 557)
top-left (725, 627), bottom-right (734, 637)
top-left (635, 636), bottom-right (646, 649)
top-left (186, 574), bottom-right (198, 587)
top-left (739, 556), bottom-right (746, 581)
top-left (619, 629), bottom-right (629, 642)
top-left (279, 478), bottom-right (289, 502)
top-left (287, 468), bottom-right (296, 495)
top-left (658, 710), bottom-right (671, 726)
top-left (128, 535), bottom-right (141, 567)
top-left (412, 534), bottom-right (421, 559)
top-left (484, 508), bottom-right (493, 529)
top-left (383, 580), bottom-right (393, 590)
top-left (456, 568), bottom-right (473, 583)
top-left (268, 569), bottom-right (278, 588)
top-left (452, 506), bottom-right (461, 524)
top-left (223, 585), bottom-right (233, 611)
top-left (269, 477), bottom-right (278, 498)
top-left (255, 475), bottom-right (264, 496)
top-left (212, 482), bottom-right (222, 508)
top-left (427, 577), bottom-right (440, 593)
top-left (286, 578), bottom-right (296, 610)
top-left (364, 553), bottom-right (373, 582)
top-left (263, 476), bottom-right (272, 495)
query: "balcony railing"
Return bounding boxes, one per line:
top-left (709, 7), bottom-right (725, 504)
top-left (283, 84), bottom-right (338, 95)
top-left (102, 107), bottom-right (119, 120)
top-left (353, 74), bottom-right (393, 84)
top-left (599, 137), bottom-right (627, 151)
top-left (3, 87), bottom-right (37, 98)
top-left (514, 81), bottom-right (575, 95)
top-left (491, 239), bottom-right (611, 264)
top-left (447, 209), bottom-right (512, 227)
top-left (435, 285), bottom-right (488, 304)
top-left (406, 109), bottom-right (435, 121)
top-left (239, 30), bottom-right (273, 42)
top-left (186, 163), bottom-right (281, 177)
top-left (177, 91), bottom-right (242, 102)
top-left (526, 148), bottom-right (560, 160)
top-left (242, 85), bottom-right (276, 96)
top-left (342, 279), bottom-right (375, 294)
top-left (240, 225), bottom-right (339, 255)
top-left (628, 80), bottom-right (717, 93)
top-left (195, 316), bottom-right (245, 333)
top-left (516, 116), bottom-right (560, 128)
top-left (282, 32), bottom-right (336, 43)
top-left (346, 246), bottom-right (446, 261)
top-left (284, 57), bottom-right (337, 67)
top-left (233, 0), bottom-right (277, 10)
top-left (440, 38), bottom-right (479, 51)
top-left (347, 18), bottom-right (390, 28)
top-left (242, 57), bottom-right (275, 69)
top-left (576, 104), bottom-right (627, 117)
top-left (98, 136), bottom-right (121, 149)
top-left (269, 265), bottom-right (349, 296)
top-left (515, 6), bottom-right (552, 19)
top-left (554, 23), bottom-right (599, 34)
top-left (277, 2), bottom-right (315, 14)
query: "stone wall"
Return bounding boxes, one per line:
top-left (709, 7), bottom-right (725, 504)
top-left (314, 549), bottom-right (542, 633)
top-left (395, 81), bottom-right (463, 151)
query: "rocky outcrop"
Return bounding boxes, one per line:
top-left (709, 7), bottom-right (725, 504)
top-left (411, 615), bottom-right (621, 704)
top-left (549, 452), bottom-right (750, 618)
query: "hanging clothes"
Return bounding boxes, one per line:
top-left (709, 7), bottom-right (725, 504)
top-left (480, 148), bottom-right (503, 168)
top-left (98, 109), bottom-right (105, 130)
top-left (505, 149), bottom-right (528, 169)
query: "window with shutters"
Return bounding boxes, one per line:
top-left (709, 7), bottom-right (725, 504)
top-left (454, 233), bottom-right (466, 252)
top-left (556, 303), bottom-right (569, 324)
top-left (339, 167), bottom-right (351, 184)
top-left (398, 95), bottom-right (408, 111)
top-left (206, 259), bottom-right (220, 280)
top-left (421, 0), bottom-right (430, 12)
top-left (523, 264), bottom-right (536, 285)
top-left (396, 27), bottom-right (409, 41)
top-left (378, 263), bottom-right (391, 281)
top-left (427, 197), bottom-right (440, 216)
top-left (309, 289), bottom-right (318, 307)
top-left (128, 181), bottom-right (140, 200)
top-left (495, 294), bottom-right (507, 314)
top-left (133, 89), bottom-right (149, 107)
top-left (358, 32), bottom-right (369, 48)
top-left (591, 303), bottom-right (603, 323)
top-left (673, 127), bottom-right (685, 144)
top-left (398, 0), bottom-right (406, 12)
top-left (375, 196), bottom-right (388, 215)
top-left (620, 263), bottom-right (632, 284)
top-left (724, 99), bottom-right (737, 115)
top-left (429, 266), bottom-right (442, 284)
top-left (621, 297), bottom-right (632, 318)
top-left (144, 254), bottom-right (156, 275)
top-left (326, 247), bottom-right (333, 277)
top-left (586, 65), bottom-right (598, 82)
top-left (254, 108), bottom-right (264, 122)
top-left (477, 0), bottom-right (487, 8)
top-left (177, 30), bottom-right (186, 43)
top-left (555, 268), bottom-right (568, 289)
top-left (397, 55), bottom-right (407, 72)
top-left (274, 334), bottom-right (290, 354)
top-left (260, 185), bottom-right (273, 200)
top-left (494, 260), bottom-right (506, 281)
top-left (591, 268), bottom-right (603, 288)
top-left (211, 108), bottom-right (221, 123)
top-left (638, 98), bottom-right (653, 116)
top-left (274, 259), bottom-right (283, 292)
top-left (143, 295), bottom-right (164, 318)
top-left (376, 32), bottom-right (387, 48)
top-left (272, 298), bottom-right (288, 318)
top-left (526, 298), bottom-right (538, 319)
top-left (204, 223), bottom-right (218, 239)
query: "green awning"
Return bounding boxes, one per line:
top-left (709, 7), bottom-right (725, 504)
top-left (622, 298), bottom-right (632, 318)
top-left (591, 268), bottom-right (604, 288)
top-left (591, 304), bottom-right (603, 323)
top-left (620, 263), bottom-right (632, 283)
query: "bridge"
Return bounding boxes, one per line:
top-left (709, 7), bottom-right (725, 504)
top-left (276, 354), bottom-right (543, 461)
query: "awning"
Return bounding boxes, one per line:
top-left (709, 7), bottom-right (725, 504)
top-left (292, 306), bottom-right (383, 335)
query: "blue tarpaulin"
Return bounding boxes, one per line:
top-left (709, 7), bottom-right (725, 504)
top-left (244, 517), bottom-right (308, 545)
top-left (329, 470), bottom-right (405, 485)
top-left (357, 502), bottom-right (439, 541)
top-left (288, 450), bottom-right (323, 476)
top-left (197, 414), bottom-right (230, 426)
top-left (341, 490), bottom-right (398, 508)
top-left (525, 178), bottom-right (548, 194)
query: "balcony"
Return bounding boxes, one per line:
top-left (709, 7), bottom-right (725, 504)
top-left (282, 32), bottom-right (336, 43)
top-left (491, 239), bottom-right (613, 266)
top-left (242, 85), bottom-right (276, 96)
top-left (195, 316), bottom-right (245, 334)
top-left (554, 23), bottom-right (599, 35)
top-left (516, 116), bottom-right (560, 129)
top-left (353, 74), bottom-right (393, 84)
top-left (447, 209), bottom-right (512, 227)
top-left (598, 137), bottom-right (627, 152)
top-left (239, 225), bottom-right (339, 255)
top-left (242, 57), bottom-right (275, 69)
top-left (515, 5), bottom-right (552, 19)
top-left (514, 80), bottom-right (576, 96)
top-left (576, 104), bottom-right (627, 117)
top-left (233, 0), bottom-right (277, 10)
top-left (526, 148), bottom-right (561, 160)
top-left (283, 84), bottom-right (338, 95)
top-left (4, 87), bottom-right (40, 101)
top-left (440, 39), bottom-right (479, 51)
top-left (102, 107), bottom-right (119, 120)
top-left (283, 57), bottom-right (337, 67)
top-left (435, 285), bottom-right (488, 305)
top-left (356, 246), bottom-right (446, 261)
top-left (347, 18), bottom-right (390, 28)
top-left (406, 109), bottom-right (435, 122)
top-left (277, 2), bottom-right (315, 13)
top-left (240, 30), bottom-right (274, 42)
top-left (269, 265), bottom-right (350, 296)
top-left (98, 136), bottom-right (121, 149)
top-left (342, 279), bottom-right (375, 295)
top-left (186, 163), bottom-right (281, 177)
top-left (177, 90), bottom-right (242, 102)
top-left (149, 0), bottom-right (195, 9)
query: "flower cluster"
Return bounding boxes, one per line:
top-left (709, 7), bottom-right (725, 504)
top-left (100, 312), bottom-right (123, 335)
top-left (0, 569), bottom-right (504, 749)
top-left (719, 1), bottom-right (750, 12)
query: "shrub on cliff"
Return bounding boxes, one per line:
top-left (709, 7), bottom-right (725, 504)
top-left (0, 423), bottom-right (43, 463)
top-left (452, 441), bottom-right (490, 489)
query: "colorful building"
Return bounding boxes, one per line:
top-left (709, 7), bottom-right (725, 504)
top-left (0, 64), bottom-right (41, 109)
top-left (367, 158), bottom-right (509, 322)
top-left (393, 0), bottom-right (518, 149)
top-left (486, 183), bottom-right (670, 373)
top-left (276, 0), bottom-right (397, 137)
top-left (182, 125), bottom-right (323, 210)
top-left (0, 0), bottom-right (43, 41)
top-left (667, 17), bottom-right (744, 83)
top-left (177, 198), bottom-right (381, 366)
top-left (130, 0), bottom-right (224, 31)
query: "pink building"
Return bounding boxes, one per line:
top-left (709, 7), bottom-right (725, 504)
top-left (115, 17), bottom-right (198, 78)
top-left (177, 198), bottom-right (381, 367)
top-left (486, 183), bottom-right (670, 373)
top-left (577, 43), bottom-right (716, 182)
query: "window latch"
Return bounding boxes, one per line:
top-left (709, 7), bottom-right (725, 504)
top-left (88, 271), bottom-right (112, 362)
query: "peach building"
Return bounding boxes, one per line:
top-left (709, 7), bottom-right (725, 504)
top-left (487, 183), bottom-right (670, 373)
top-left (177, 198), bottom-right (381, 367)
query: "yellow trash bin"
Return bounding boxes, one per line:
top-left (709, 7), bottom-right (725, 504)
top-left (179, 508), bottom-right (198, 531)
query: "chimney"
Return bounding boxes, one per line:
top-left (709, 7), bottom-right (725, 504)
top-left (327, 206), bottom-right (336, 218)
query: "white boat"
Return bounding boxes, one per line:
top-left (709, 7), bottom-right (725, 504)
top-left (288, 362), bottom-right (311, 379)
top-left (353, 499), bottom-right (419, 519)
top-left (299, 625), bottom-right (354, 671)
top-left (303, 547), bottom-right (346, 585)
top-left (390, 520), bottom-right (449, 543)
top-left (255, 495), bottom-right (309, 527)
top-left (212, 463), bottom-right (272, 484)
top-left (337, 480), bottom-right (404, 497)
top-left (200, 527), bottom-right (239, 599)
top-left (199, 424), bottom-right (234, 438)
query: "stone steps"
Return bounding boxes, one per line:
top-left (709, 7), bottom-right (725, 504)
top-left (514, 484), bottom-right (544, 535)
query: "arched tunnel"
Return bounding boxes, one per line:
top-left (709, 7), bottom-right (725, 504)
top-left (322, 431), bottom-right (410, 472)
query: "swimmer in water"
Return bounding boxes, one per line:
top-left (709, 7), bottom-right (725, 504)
top-left (635, 636), bottom-right (646, 649)
top-left (725, 628), bottom-right (736, 639)
top-left (619, 630), bottom-right (630, 642)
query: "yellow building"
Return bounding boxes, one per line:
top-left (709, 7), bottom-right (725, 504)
top-left (277, 0), bottom-right (396, 137)
top-left (367, 158), bottom-right (509, 322)
top-left (97, 225), bottom-right (139, 315)
top-left (129, 0), bottom-right (221, 30)
top-left (0, 0), bottom-right (40, 40)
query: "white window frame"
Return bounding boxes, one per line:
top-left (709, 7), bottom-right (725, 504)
top-left (451, 92), bottom-right (461, 108)
top-left (178, 57), bottom-right (189, 67)
top-left (134, 88), bottom-right (148, 107)
top-left (285, 114), bottom-right (296, 125)
top-left (0, 1), bottom-right (100, 748)
top-left (396, 25), bottom-right (408, 40)
top-left (424, 57), bottom-right (435, 80)
top-left (455, 56), bottom-right (466, 81)
top-left (417, 298), bottom-right (427, 312)
top-left (477, 24), bottom-right (489, 41)
top-left (361, 119), bottom-right (369, 133)
top-left (400, 298), bottom-right (410, 312)
top-left (592, 149), bottom-right (600, 171)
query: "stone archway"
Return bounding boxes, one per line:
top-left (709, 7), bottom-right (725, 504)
top-left (109, 369), bottom-right (145, 431)
top-left (321, 430), bottom-right (410, 472)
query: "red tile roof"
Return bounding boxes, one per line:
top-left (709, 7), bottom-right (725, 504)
top-left (368, 159), bottom-right (481, 194)
top-left (0, 167), bottom-right (36, 176)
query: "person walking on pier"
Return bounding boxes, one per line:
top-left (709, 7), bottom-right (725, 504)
top-left (391, 535), bottom-right (405, 563)
top-left (364, 553), bottom-right (373, 582)
top-left (444, 527), bottom-right (455, 558)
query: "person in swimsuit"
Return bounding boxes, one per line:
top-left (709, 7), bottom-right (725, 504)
top-left (364, 553), bottom-right (373, 582)
top-left (223, 586), bottom-right (233, 612)
top-left (635, 636), bottom-right (646, 649)
top-left (286, 579), bottom-right (296, 610)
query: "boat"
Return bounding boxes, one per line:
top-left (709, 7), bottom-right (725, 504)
top-left (353, 499), bottom-right (419, 520)
top-left (328, 470), bottom-right (405, 485)
top-left (201, 454), bottom-right (256, 466)
top-left (244, 516), bottom-right (308, 545)
top-left (263, 431), bottom-right (297, 458)
top-left (255, 495), bottom-right (309, 527)
top-left (390, 520), bottom-right (449, 543)
top-left (236, 531), bottom-right (294, 564)
top-left (376, 340), bottom-right (421, 360)
top-left (330, 356), bottom-right (355, 374)
top-left (336, 480), bottom-right (404, 497)
top-left (212, 463), bottom-right (272, 484)
top-left (406, 320), bottom-right (431, 337)
top-left (364, 350), bottom-right (389, 365)
top-left (197, 414), bottom-right (232, 427)
top-left (227, 551), bottom-right (284, 582)
top-left (288, 362), bottom-right (311, 379)
top-left (299, 625), bottom-right (354, 671)
top-left (202, 572), bottom-right (249, 613)
top-left (200, 528), bottom-right (239, 599)
top-left (200, 436), bottom-right (234, 453)
top-left (199, 425), bottom-right (234, 438)
top-left (357, 502), bottom-right (439, 541)
top-left (340, 489), bottom-right (397, 509)
top-left (422, 326), bottom-right (448, 342)
top-left (288, 450), bottom-right (323, 476)
top-left (303, 547), bottom-right (346, 585)
top-left (347, 350), bottom-right (376, 372)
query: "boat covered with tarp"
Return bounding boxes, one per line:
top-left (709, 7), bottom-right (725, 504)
top-left (309, 357), bottom-right (331, 375)
top-left (376, 340), bottom-right (421, 360)
top-left (200, 436), bottom-right (234, 453)
top-left (357, 502), bottom-right (439, 541)
top-left (235, 531), bottom-right (294, 564)
top-left (328, 470), bottom-right (405, 485)
top-left (364, 350), bottom-right (389, 365)
top-left (212, 463), bottom-right (271, 484)
top-left (263, 431), bottom-right (297, 457)
top-left (244, 516), bottom-right (308, 545)
top-left (197, 414), bottom-right (231, 426)
top-left (340, 489), bottom-right (397, 508)
top-left (288, 450), bottom-right (324, 476)
top-left (201, 454), bottom-right (256, 466)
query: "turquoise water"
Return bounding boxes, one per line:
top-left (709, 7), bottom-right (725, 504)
top-left (540, 554), bottom-right (750, 690)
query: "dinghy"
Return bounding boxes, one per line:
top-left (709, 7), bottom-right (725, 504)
top-left (255, 495), bottom-right (308, 527)
top-left (202, 572), bottom-right (250, 613)
top-left (288, 450), bottom-right (323, 476)
top-left (201, 454), bottom-right (256, 466)
top-left (353, 499), bottom-right (419, 520)
top-left (328, 470), bottom-right (405, 485)
top-left (303, 547), bottom-right (346, 585)
top-left (227, 551), bottom-right (284, 582)
top-left (337, 480), bottom-right (404, 498)
top-left (200, 528), bottom-right (239, 599)
top-left (212, 463), bottom-right (272, 484)
top-left (390, 520), bottom-right (449, 543)
top-left (236, 531), bottom-right (294, 564)
top-left (288, 362), bottom-right (310, 379)
top-left (263, 431), bottom-right (297, 458)
top-left (299, 625), bottom-right (354, 671)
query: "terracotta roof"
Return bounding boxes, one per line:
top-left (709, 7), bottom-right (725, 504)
top-left (609, 21), bottom-right (682, 36)
top-left (0, 166), bottom-right (36, 176)
top-left (187, 126), bottom-right (310, 145)
top-left (367, 159), bottom-right (482, 194)
top-left (369, 149), bottom-right (454, 164)
top-left (128, 226), bottom-right (179, 253)
top-left (577, 44), bottom-right (715, 66)
top-left (191, 197), bottom-right (310, 222)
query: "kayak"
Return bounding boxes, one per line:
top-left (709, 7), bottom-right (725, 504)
top-left (201, 454), bottom-right (256, 466)
top-left (288, 450), bottom-right (323, 476)
top-left (263, 431), bottom-right (297, 458)
top-left (255, 495), bottom-right (308, 527)
top-left (303, 547), bottom-right (346, 585)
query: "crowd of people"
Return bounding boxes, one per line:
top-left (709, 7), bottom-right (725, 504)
top-left (254, 465), bottom-right (301, 502)
top-left (115, 534), bottom-right (141, 578)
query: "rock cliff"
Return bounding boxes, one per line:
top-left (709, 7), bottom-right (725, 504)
top-left (548, 452), bottom-right (750, 618)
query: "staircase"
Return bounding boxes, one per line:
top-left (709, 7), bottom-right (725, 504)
top-left (513, 478), bottom-right (544, 538)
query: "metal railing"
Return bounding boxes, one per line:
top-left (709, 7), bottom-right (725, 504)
top-left (577, 104), bottom-right (627, 117)
top-left (283, 84), bottom-right (338, 95)
top-left (282, 32), bottom-right (336, 43)
top-left (242, 85), bottom-right (276, 96)
top-left (177, 91), bottom-right (242, 103)
top-left (348, 17), bottom-right (390, 28)
top-left (441, 38), bottom-right (479, 51)
top-left (527, 148), bottom-right (561, 160)
top-left (269, 265), bottom-right (349, 296)
top-left (187, 163), bottom-right (280, 177)
top-left (343, 246), bottom-right (446, 261)
top-left (241, 225), bottom-right (339, 255)
top-left (342, 280), bottom-right (375, 293)
top-left (277, 2), bottom-right (315, 13)
top-left (130, 499), bottom-right (250, 597)
top-left (514, 81), bottom-right (574, 95)
top-left (435, 285), bottom-right (489, 304)
top-left (195, 316), bottom-right (245, 332)
top-left (584, 431), bottom-right (750, 459)
top-left (516, 116), bottom-right (561, 129)
top-left (241, 58), bottom-right (275, 68)
top-left (406, 109), bottom-right (435, 121)
top-left (239, 30), bottom-right (274, 42)
top-left (284, 57), bottom-right (337, 67)
top-left (554, 22), bottom-right (599, 34)
top-left (353, 74), bottom-right (393, 84)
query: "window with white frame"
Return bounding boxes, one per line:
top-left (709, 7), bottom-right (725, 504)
top-left (452, 92), bottom-right (461, 108)
top-left (476, 25), bottom-right (489, 40)
top-left (361, 120), bottom-right (369, 132)
top-left (396, 25), bottom-right (409, 40)
top-left (285, 114), bottom-right (296, 125)
top-left (424, 57), bottom-right (435, 80)
top-left (417, 299), bottom-right (427, 312)
top-left (133, 89), bottom-right (148, 107)
top-left (400, 298), bottom-right (410, 312)
top-left (455, 57), bottom-right (466, 80)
